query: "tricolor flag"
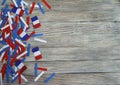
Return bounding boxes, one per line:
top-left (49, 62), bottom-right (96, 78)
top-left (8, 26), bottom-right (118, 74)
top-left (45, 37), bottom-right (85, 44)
top-left (17, 28), bottom-right (29, 40)
top-left (12, 7), bottom-right (24, 16)
top-left (15, 60), bottom-right (27, 74)
top-left (31, 16), bottom-right (41, 29)
top-left (32, 47), bottom-right (42, 60)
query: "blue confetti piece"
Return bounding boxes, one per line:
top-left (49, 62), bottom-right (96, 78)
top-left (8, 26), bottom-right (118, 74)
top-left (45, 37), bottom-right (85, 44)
top-left (8, 51), bottom-right (11, 63)
top-left (25, 8), bottom-right (29, 15)
top-left (0, 16), bottom-right (7, 28)
top-left (32, 33), bottom-right (44, 37)
top-left (38, 2), bottom-right (45, 14)
top-left (1, 0), bottom-right (7, 5)
top-left (23, 41), bottom-right (27, 45)
top-left (20, 20), bottom-right (25, 29)
top-left (11, 7), bottom-right (17, 14)
top-left (44, 73), bottom-right (56, 83)
top-left (0, 40), bottom-right (6, 45)
top-left (17, 0), bottom-right (22, 7)
top-left (0, 46), bottom-right (9, 55)
top-left (6, 70), bottom-right (9, 83)
top-left (34, 63), bottom-right (38, 76)
top-left (7, 65), bottom-right (15, 74)
top-left (3, 4), bottom-right (9, 14)
top-left (15, 60), bottom-right (21, 67)
top-left (12, 30), bottom-right (19, 40)
top-left (11, 46), bottom-right (18, 58)
top-left (11, 74), bottom-right (18, 83)
top-left (27, 44), bottom-right (31, 56)
top-left (6, 65), bottom-right (13, 77)
top-left (21, 58), bottom-right (26, 62)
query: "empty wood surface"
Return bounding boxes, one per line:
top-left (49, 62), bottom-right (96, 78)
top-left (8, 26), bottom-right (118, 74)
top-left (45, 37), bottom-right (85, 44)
top-left (1, 0), bottom-right (120, 85)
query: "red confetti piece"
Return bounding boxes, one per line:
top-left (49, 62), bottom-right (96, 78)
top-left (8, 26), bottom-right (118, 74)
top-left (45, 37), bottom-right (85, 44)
top-left (15, 16), bottom-right (20, 26)
top-left (1, 63), bottom-right (7, 79)
top-left (29, 2), bottom-right (36, 14)
top-left (42, 0), bottom-right (51, 9)
top-left (5, 37), bottom-right (16, 49)
top-left (18, 72), bottom-right (21, 84)
top-left (38, 67), bottom-right (47, 71)
top-left (26, 16), bottom-right (30, 25)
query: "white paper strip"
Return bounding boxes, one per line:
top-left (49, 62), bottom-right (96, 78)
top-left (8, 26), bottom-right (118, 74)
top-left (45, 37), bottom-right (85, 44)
top-left (21, 75), bottom-right (28, 82)
top-left (14, 67), bottom-right (28, 82)
top-left (17, 51), bottom-right (27, 59)
top-left (20, 17), bottom-right (28, 28)
top-left (1, 24), bottom-right (9, 30)
top-left (22, 1), bottom-right (29, 6)
top-left (0, 45), bottom-right (9, 52)
top-left (15, 38), bottom-right (26, 47)
top-left (34, 37), bottom-right (47, 43)
top-left (34, 71), bottom-right (45, 82)
top-left (30, 4), bottom-right (43, 8)
top-left (12, 0), bottom-right (18, 7)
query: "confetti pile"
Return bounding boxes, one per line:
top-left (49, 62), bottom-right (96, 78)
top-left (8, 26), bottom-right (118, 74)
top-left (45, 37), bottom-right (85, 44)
top-left (0, 0), bottom-right (55, 84)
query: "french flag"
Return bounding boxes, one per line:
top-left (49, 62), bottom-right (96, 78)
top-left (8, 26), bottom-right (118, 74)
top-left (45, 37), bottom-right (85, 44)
top-left (31, 16), bottom-right (41, 29)
top-left (12, 7), bottom-right (24, 16)
top-left (32, 47), bottom-right (42, 60)
top-left (17, 28), bottom-right (29, 40)
top-left (15, 60), bottom-right (27, 74)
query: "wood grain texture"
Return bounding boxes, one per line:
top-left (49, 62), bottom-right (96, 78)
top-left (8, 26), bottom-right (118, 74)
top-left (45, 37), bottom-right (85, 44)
top-left (3, 73), bottom-right (120, 85)
top-left (2, 0), bottom-right (120, 85)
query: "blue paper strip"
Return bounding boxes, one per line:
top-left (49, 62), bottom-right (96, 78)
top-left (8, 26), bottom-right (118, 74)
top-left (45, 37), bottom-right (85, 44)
top-left (17, 0), bottom-right (22, 7)
top-left (32, 33), bottom-right (43, 37)
top-left (0, 46), bottom-right (9, 55)
top-left (38, 2), bottom-right (45, 14)
top-left (11, 46), bottom-right (18, 58)
top-left (34, 63), bottom-right (38, 76)
top-left (11, 74), bottom-right (18, 83)
top-left (6, 69), bottom-right (9, 83)
top-left (25, 8), bottom-right (29, 15)
top-left (21, 58), bottom-right (26, 62)
top-left (27, 44), bottom-right (31, 56)
top-left (44, 73), bottom-right (56, 83)
top-left (1, 0), bottom-right (7, 5)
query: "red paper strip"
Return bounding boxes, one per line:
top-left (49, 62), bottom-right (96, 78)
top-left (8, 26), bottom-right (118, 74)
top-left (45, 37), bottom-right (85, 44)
top-left (19, 66), bottom-right (27, 74)
top-left (42, 0), bottom-right (51, 9)
top-left (15, 16), bottom-right (20, 26)
top-left (10, 4), bottom-right (15, 8)
top-left (5, 37), bottom-right (16, 49)
top-left (38, 67), bottom-right (47, 71)
top-left (29, 2), bottom-right (36, 14)
top-left (18, 72), bottom-right (21, 84)
top-left (26, 16), bottom-right (30, 25)
top-left (1, 63), bottom-right (7, 79)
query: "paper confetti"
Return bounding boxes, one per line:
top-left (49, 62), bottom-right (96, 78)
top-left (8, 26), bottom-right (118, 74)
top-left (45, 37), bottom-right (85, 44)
top-left (0, 0), bottom-right (54, 84)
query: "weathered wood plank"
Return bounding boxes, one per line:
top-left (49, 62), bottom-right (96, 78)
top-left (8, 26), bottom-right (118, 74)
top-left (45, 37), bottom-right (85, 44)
top-left (28, 0), bottom-right (120, 22)
top-left (26, 22), bottom-right (120, 48)
top-left (4, 0), bottom-right (120, 22)
top-left (3, 73), bottom-right (120, 85)
top-left (26, 46), bottom-right (120, 61)
top-left (9, 60), bottom-right (120, 74)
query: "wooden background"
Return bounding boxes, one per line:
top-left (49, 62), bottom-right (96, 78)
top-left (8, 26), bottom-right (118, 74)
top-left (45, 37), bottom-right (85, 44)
top-left (2, 0), bottom-right (120, 85)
